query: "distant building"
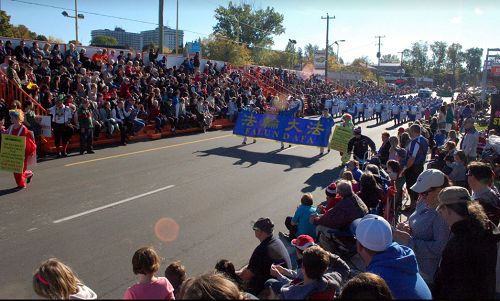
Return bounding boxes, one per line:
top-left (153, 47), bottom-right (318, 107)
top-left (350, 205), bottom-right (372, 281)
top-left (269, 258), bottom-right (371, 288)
top-left (91, 27), bottom-right (141, 50)
top-left (140, 27), bottom-right (184, 51)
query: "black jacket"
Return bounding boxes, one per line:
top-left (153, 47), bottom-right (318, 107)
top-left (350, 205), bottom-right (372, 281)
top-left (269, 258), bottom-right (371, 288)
top-left (347, 135), bottom-right (376, 161)
top-left (433, 219), bottom-right (499, 300)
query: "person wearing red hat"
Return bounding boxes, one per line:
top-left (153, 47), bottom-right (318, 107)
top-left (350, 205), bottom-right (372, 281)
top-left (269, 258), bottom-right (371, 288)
top-left (318, 182), bottom-right (342, 213)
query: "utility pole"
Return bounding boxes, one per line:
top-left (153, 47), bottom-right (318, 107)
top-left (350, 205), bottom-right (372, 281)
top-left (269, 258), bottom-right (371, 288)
top-left (74, 0), bottom-right (79, 45)
top-left (321, 13), bottom-right (335, 80)
top-left (159, 0), bottom-right (164, 54)
top-left (175, 0), bottom-right (179, 55)
top-left (375, 35), bottom-right (385, 86)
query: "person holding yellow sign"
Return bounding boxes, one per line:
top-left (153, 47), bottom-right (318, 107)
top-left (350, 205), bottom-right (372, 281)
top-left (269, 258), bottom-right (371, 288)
top-left (2, 109), bottom-right (37, 189)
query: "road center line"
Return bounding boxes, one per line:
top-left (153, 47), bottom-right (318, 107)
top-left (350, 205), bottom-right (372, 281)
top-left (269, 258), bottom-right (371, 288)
top-left (52, 185), bottom-right (175, 224)
top-left (65, 134), bottom-right (233, 167)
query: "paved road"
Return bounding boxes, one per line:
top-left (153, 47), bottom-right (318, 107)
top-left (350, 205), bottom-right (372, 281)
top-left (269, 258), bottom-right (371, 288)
top-left (0, 116), bottom-right (406, 298)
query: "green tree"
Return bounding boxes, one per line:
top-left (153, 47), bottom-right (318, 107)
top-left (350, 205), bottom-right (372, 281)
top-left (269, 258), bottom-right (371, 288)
top-left (0, 10), bottom-right (16, 37)
top-left (446, 43), bottom-right (463, 88)
top-left (91, 36), bottom-right (118, 47)
top-left (213, 1), bottom-right (284, 48)
top-left (47, 36), bottom-right (65, 44)
top-left (284, 40), bottom-right (297, 69)
top-left (35, 34), bottom-right (48, 41)
top-left (380, 54), bottom-right (400, 63)
top-left (462, 47), bottom-right (483, 85)
top-left (429, 41), bottom-right (447, 85)
top-left (404, 41), bottom-right (429, 77)
top-left (304, 43), bottom-right (319, 62)
top-left (202, 35), bottom-right (252, 67)
top-left (0, 11), bottom-right (38, 39)
top-left (297, 47), bottom-right (303, 68)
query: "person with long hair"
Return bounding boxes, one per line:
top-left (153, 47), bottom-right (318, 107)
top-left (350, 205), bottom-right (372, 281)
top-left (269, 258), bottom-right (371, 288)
top-left (434, 187), bottom-right (499, 299)
top-left (357, 172), bottom-right (385, 214)
top-left (33, 258), bottom-right (97, 299)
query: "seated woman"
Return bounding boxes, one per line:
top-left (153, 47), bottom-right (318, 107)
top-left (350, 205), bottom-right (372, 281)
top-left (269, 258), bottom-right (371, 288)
top-left (340, 171), bottom-right (360, 194)
top-left (357, 172), bottom-right (385, 215)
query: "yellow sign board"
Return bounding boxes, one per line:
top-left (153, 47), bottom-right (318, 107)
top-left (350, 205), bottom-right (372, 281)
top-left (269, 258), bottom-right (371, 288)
top-left (0, 134), bottom-right (26, 173)
top-left (329, 125), bottom-right (352, 152)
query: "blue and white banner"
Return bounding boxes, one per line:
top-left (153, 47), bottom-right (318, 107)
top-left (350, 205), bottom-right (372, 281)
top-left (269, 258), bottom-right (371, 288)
top-left (233, 111), bottom-right (334, 147)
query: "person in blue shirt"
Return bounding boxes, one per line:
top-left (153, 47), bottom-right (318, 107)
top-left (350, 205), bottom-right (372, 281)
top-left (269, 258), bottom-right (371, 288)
top-left (355, 215), bottom-right (432, 300)
top-left (284, 194), bottom-right (318, 240)
top-left (319, 108), bottom-right (334, 155)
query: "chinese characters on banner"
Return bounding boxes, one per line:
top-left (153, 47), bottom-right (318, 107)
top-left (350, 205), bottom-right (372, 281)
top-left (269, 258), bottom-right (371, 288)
top-left (0, 134), bottom-right (26, 173)
top-left (233, 111), bottom-right (334, 147)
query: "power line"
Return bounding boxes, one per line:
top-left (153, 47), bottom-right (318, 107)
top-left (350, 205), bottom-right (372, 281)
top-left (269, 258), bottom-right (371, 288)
top-left (8, 0), bottom-right (158, 25)
top-left (8, 0), bottom-right (287, 53)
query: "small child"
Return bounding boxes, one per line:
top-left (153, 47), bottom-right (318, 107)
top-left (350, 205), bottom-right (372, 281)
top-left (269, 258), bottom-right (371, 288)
top-left (164, 260), bottom-right (187, 299)
top-left (33, 258), bottom-right (97, 300)
top-left (282, 193), bottom-right (318, 241)
top-left (123, 246), bottom-right (175, 300)
top-left (214, 259), bottom-right (243, 289)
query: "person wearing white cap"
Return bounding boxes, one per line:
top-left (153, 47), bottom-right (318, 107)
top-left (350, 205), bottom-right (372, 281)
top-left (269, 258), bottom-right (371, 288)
top-left (355, 215), bottom-right (432, 299)
top-left (392, 169), bottom-right (450, 286)
top-left (434, 186), bottom-right (499, 300)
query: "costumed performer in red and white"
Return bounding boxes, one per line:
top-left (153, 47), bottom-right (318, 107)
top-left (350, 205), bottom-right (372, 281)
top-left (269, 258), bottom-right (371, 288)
top-left (6, 109), bottom-right (36, 189)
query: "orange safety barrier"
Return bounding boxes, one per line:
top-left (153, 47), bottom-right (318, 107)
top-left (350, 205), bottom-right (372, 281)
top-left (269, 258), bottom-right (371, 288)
top-left (0, 71), bottom-right (47, 115)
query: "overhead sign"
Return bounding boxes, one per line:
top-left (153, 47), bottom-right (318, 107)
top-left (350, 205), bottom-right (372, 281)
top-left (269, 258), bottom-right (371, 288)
top-left (492, 65), bottom-right (500, 77)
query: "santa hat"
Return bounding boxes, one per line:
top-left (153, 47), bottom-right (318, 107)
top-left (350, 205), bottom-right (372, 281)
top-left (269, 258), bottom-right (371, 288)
top-left (325, 182), bottom-right (337, 197)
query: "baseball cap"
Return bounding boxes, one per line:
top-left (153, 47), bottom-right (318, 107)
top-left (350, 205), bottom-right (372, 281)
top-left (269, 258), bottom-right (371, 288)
top-left (252, 217), bottom-right (274, 233)
top-left (291, 235), bottom-right (316, 251)
top-left (437, 186), bottom-right (472, 210)
top-left (410, 169), bottom-right (445, 193)
top-left (354, 127), bottom-right (362, 134)
top-left (325, 182), bottom-right (337, 197)
top-left (355, 215), bottom-right (392, 252)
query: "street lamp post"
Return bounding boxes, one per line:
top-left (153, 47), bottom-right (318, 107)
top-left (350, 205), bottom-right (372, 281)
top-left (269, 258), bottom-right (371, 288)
top-left (288, 39), bottom-right (297, 70)
top-left (61, 0), bottom-right (84, 45)
top-left (333, 40), bottom-right (345, 84)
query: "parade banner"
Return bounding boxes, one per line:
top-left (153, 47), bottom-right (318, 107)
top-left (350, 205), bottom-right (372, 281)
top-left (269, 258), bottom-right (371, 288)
top-left (0, 134), bottom-right (26, 173)
top-left (329, 125), bottom-right (352, 152)
top-left (233, 111), bottom-right (334, 147)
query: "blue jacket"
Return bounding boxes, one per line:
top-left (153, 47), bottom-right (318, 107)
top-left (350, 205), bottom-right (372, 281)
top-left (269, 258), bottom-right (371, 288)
top-left (367, 242), bottom-right (432, 300)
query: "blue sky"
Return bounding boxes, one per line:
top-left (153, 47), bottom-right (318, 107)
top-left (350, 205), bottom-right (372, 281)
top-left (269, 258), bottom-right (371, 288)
top-left (3, 0), bottom-right (498, 64)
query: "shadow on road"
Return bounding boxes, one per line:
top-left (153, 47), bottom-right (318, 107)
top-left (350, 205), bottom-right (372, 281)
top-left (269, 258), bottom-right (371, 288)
top-left (0, 187), bottom-right (23, 196)
top-left (195, 145), bottom-right (320, 172)
top-left (301, 166), bottom-right (344, 193)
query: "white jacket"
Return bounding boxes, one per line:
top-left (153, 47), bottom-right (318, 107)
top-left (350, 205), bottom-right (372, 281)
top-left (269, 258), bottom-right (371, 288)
top-left (461, 129), bottom-right (479, 158)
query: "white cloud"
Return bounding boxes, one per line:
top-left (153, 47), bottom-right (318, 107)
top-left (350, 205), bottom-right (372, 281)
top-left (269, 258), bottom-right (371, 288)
top-left (474, 8), bottom-right (484, 15)
top-left (449, 16), bottom-right (463, 24)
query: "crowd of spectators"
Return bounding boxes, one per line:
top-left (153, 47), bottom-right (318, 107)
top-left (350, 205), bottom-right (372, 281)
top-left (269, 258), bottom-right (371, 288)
top-left (1, 40), bottom-right (498, 299)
